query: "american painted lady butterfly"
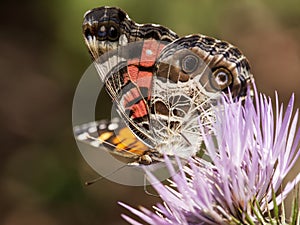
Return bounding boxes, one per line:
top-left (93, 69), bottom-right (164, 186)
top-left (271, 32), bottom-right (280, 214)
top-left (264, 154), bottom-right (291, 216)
top-left (75, 6), bottom-right (254, 166)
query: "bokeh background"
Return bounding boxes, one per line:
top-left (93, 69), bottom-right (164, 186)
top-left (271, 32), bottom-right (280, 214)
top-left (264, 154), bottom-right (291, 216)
top-left (1, 0), bottom-right (299, 224)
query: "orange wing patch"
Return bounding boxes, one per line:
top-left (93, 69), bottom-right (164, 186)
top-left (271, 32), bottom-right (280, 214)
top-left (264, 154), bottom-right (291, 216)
top-left (98, 126), bottom-right (149, 157)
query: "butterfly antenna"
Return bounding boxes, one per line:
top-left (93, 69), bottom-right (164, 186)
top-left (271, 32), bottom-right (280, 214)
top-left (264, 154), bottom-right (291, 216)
top-left (85, 164), bottom-right (128, 186)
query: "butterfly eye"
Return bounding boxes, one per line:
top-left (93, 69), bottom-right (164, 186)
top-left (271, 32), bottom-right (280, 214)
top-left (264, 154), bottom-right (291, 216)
top-left (108, 25), bottom-right (120, 41)
top-left (181, 54), bottom-right (199, 74)
top-left (210, 68), bottom-right (232, 91)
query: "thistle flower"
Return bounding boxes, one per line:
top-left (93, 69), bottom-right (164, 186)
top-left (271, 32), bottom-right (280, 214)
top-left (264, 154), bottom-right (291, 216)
top-left (120, 90), bottom-right (300, 225)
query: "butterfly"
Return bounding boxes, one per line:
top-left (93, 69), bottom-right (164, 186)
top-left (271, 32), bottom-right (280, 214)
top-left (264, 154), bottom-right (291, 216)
top-left (75, 6), bottom-right (254, 166)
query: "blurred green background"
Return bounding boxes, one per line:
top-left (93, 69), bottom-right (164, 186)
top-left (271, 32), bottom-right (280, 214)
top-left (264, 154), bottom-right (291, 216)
top-left (1, 0), bottom-right (299, 224)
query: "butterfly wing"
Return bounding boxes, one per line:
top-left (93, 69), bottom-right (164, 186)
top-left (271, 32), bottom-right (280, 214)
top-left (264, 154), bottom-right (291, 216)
top-left (74, 118), bottom-right (151, 164)
top-left (82, 6), bottom-right (179, 148)
top-left (149, 34), bottom-right (254, 157)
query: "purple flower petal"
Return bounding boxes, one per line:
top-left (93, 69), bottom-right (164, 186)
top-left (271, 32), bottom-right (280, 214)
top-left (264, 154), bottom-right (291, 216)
top-left (120, 88), bottom-right (300, 224)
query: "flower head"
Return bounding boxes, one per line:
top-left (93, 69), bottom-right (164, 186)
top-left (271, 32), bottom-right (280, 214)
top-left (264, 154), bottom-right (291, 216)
top-left (120, 90), bottom-right (300, 224)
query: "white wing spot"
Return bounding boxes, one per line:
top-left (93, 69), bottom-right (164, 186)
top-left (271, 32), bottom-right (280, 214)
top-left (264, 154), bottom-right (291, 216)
top-left (108, 123), bottom-right (119, 130)
top-left (98, 123), bottom-right (107, 130)
top-left (146, 49), bottom-right (153, 56)
top-left (119, 34), bottom-right (128, 46)
top-left (77, 132), bottom-right (89, 141)
top-left (90, 140), bottom-right (101, 147)
top-left (88, 126), bottom-right (97, 133)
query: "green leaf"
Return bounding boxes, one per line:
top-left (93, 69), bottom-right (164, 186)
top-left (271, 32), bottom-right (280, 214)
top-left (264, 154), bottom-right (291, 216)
top-left (266, 194), bottom-right (275, 225)
top-left (290, 188), bottom-right (299, 225)
top-left (272, 187), bottom-right (280, 224)
top-left (280, 197), bottom-right (286, 225)
top-left (251, 199), bottom-right (265, 224)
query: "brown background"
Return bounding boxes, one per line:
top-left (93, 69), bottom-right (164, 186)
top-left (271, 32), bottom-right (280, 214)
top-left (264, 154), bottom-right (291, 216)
top-left (0, 0), bottom-right (299, 224)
